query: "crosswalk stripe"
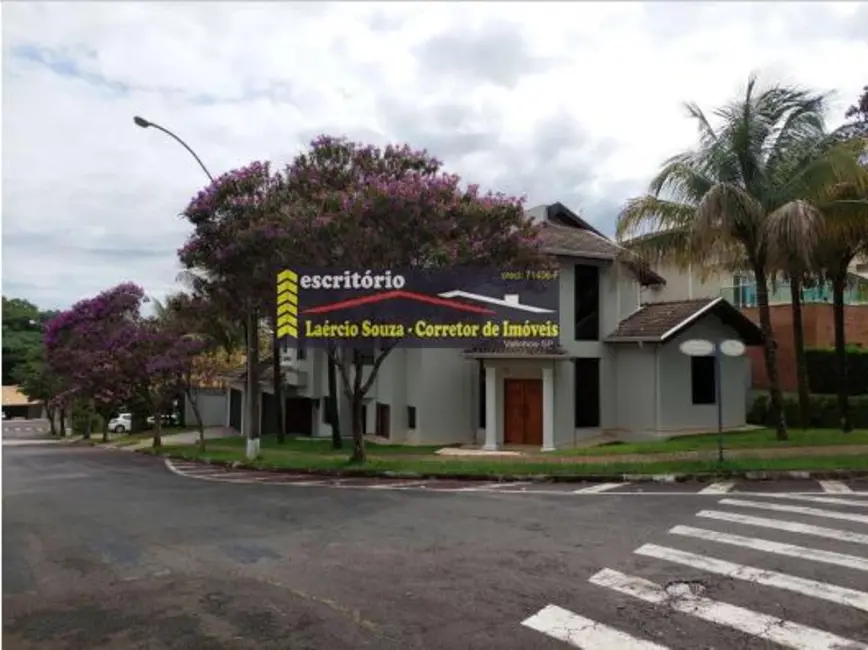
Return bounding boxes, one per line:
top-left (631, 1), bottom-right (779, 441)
top-left (760, 494), bottom-right (868, 507)
top-left (573, 482), bottom-right (625, 493)
top-left (819, 481), bottom-right (853, 493)
top-left (698, 482), bottom-right (734, 494)
top-left (696, 510), bottom-right (868, 545)
top-left (522, 604), bottom-right (670, 649)
top-left (669, 525), bottom-right (868, 572)
top-left (588, 568), bottom-right (868, 650)
top-left (635, 543), bottom-right (868, 612)
top-left (718, 498), bottom-right (868, 525)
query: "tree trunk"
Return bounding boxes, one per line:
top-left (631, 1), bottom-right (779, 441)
top-left (83, 402), bottom-right (92, 440)
top-left (831, 271), bottom-right (852, 432)
top-left (245, 309), bottom-right (261, 459)
top-left (152, 412), bottom-right (162, 448)
top-left (789, 276), bottom-right (811, 430)
top-left (272, 327), bottom-right (285, 443)
top-left (349, 350), bottom-right (366, 463)
top-left (754, 265), bottom-right (788, 440)
top-left (328, 347), bottom-right (342, 450)
top-left (186, 387), bottom-right (206, 451)
top-left (101, 416), bottom-right (109, 443)
top-left (59, 408), bottom-right (67, 437)
top-left (46, 406), bottom-right (57, 436)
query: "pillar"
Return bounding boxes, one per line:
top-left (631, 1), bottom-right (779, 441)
top-left (483, 365), bottom-right (498, 450)
top-left (542, 365), bottom-right (555, 451)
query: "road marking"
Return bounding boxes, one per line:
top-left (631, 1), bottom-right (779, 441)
top-left (698, 482), bottom-right (734, 494)
top-left (521, 604), bottom-right (670, 649)
top-left (718, 498), bottom-right (868, 525)
top-left (588, 568), bottom-right (868, 650)
top-left (456, 481), bottom-right (531, 492)
top-left (573, 483), bottom-right (625, 493)
top-left (819, 480), bottom-right (853, 493)
top-left (696, 510), bottom-right (868, 545)
top-left (759, 494), bottom-right (868, 507)
top-left (635, 543), bottom-right (868, 612)
top-left (669, 525), bottom-right (868, 572)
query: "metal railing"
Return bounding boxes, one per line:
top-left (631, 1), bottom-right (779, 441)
top-left (720, 280), bottom-right (868, 307)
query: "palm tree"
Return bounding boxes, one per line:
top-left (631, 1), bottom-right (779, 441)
top-left (617, 75), bottom-right (868, 441)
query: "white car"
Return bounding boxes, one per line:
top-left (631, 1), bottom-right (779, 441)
top-left (107, 413), bottom-right (132, 433)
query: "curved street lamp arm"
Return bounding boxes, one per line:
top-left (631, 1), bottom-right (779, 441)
top-left (135, 117), bottom-right (214, 182)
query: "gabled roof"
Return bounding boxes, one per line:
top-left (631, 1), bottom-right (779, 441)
top-left (605, 297), bottom-right (764, 345)
top-left (2, 385), bottom-right (39, 406)
top-left (529, 203), bottom-right (666, 287)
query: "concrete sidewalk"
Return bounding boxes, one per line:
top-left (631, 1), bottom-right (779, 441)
top-left (123, 427), bottom-right (240, 451)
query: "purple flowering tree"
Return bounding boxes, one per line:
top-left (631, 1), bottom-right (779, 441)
top-left (179, 161), bottom-right (290, 458)
top-left (280, 136), bottom-right (551, 462)
top-left (130, 318), bottom-right (205, 448)
top-left (43, 283), bottom-right (146, 440)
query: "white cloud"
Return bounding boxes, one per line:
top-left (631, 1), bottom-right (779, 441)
top-left (2, 1), bottom-right (865, 309)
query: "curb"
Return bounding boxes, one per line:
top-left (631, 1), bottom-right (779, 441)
top-left (143, 449), bottom-right (868, 484)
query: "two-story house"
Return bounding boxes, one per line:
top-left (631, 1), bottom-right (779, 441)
top-left (223, 203), bottom-right (764, 449)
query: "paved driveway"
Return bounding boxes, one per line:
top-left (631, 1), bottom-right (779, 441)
top-left (2, 418), bottom-right (53, 441)
top-left (4, 445), bottom-right (868, 649)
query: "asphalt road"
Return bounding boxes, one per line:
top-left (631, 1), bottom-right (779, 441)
top-left (4, 444), bottom-right (868, 650)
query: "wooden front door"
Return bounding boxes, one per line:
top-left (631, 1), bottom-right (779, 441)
top-left (503, 379), bottom-right (543, 446)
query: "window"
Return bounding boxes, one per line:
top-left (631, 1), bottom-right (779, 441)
top-left (322, 397), bottom-right (335, 424)
top-left (407, 405), bottom-right (417, 429)
top-left (573, 358), bottom-right (600, 427)
top-left (691, 356), bottom-right (717, 405)
top-left (478, 360), bottom-right (486, 428)
top-left (573, 264), bottom-right (599, 340)
top-left (297, 345), bottom-right (306, 360)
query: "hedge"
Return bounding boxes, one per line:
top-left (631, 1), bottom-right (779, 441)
top-left (806, 346), bottom-right (868, 395)
top-left (747, 392), bottom-right (868, 429)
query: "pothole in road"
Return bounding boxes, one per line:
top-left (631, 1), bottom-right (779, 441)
top-left (664, 580), bottom-right (707, 598)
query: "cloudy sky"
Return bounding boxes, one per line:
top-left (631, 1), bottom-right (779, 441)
top-left (2, 2), bottom-right (866, 310)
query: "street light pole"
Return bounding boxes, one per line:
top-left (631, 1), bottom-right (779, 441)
top-left (679, 338), bottom-right (747, 464)
top-left (132, 116), bottom-right (214, 182)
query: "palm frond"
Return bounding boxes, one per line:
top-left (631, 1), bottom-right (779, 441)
top-left (764, 199), bottom-right (823, 271)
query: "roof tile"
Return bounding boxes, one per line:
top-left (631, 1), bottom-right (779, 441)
top-left (606, 299), bottom-right (718, 341)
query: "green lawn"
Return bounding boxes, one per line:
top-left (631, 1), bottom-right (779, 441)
top-left (551, 428), bottom-right (868, 457)
top-left (147, 443), bottom-right (868, 477)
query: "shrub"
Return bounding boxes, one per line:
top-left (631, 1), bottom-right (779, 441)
top-left (806, 346), bottom-right (868, 395)
top-left (747, 392), bottom-right (868, 428)
top-left (70, 405), bottom-right (103, 436)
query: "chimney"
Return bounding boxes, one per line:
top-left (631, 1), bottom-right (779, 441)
top-left (504, 294), bottom-right (520, 305)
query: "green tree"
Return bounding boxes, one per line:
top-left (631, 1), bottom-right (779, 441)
top-left (616, 75), bottom-right (868, 441)
top-left (2, 296), bottom-right (56, 385)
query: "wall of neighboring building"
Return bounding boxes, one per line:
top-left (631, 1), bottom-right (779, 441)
top-left (641, 262), bottom-right (730, 304)
top-left (742, 304), bottom-right (868, 391)
top-left (184, 387), bottom-right (227, 427)
top-left (658, 316), bottom-right (750, 431)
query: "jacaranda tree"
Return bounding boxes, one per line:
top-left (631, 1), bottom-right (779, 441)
top-left (43, 282), bottom-right (147, 440)
top-left (280, 136), bottom-right (551, 462)
top-left (179, 161), bottom-right (290, 459)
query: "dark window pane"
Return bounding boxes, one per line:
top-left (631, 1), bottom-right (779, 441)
top-left (574, 265), bottom-right (599, 340)
top-left (691, 356), bottom-right (717, 405)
